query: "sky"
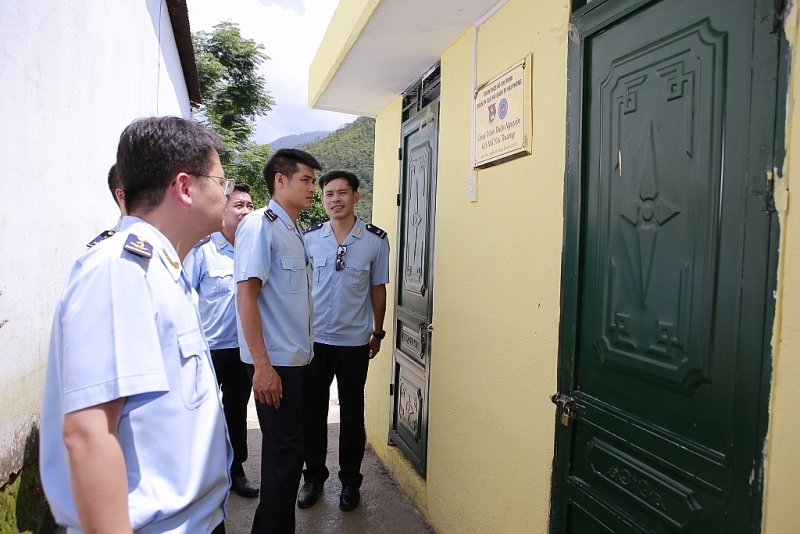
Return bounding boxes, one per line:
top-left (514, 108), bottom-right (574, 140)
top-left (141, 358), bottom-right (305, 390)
top-left (185, 0), bottom-right (356, 144)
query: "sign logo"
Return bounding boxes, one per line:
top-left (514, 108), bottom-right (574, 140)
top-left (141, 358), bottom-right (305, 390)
top-left (488, 103), bottom-right (497, 122)
top-left (498, 98), bottom-right (508, 119)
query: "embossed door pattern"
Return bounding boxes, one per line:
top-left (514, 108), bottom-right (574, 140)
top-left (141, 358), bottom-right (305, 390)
top-left (389, 100), bottom-right (439, 476)
top-left (552, 0), bottom-right (780, 533)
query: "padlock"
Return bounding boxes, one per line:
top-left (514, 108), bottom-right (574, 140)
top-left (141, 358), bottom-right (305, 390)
top-left (561, 411), bottom-right (571, 427)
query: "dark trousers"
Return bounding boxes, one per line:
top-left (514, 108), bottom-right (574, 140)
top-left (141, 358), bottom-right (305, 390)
top-left (303, 342), bottom-right (370, 489)
top-left (247, 363), bottom-right (312, 534)
top-left (211, 522), bottom-right (226, 534)
top-left (211, 348), bottom-right (252, 478)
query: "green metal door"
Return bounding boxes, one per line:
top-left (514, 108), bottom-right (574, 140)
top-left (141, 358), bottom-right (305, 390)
top-left (389, 100), bottom-right (439, 476)
top-left (552, 0), bottom-right (782, 532)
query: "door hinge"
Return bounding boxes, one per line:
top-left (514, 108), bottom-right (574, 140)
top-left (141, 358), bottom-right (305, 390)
top-left (398, 148), bottom-right (403, 161)
top-left (390, 383), bottom-right (394, 396)
top-left (551, 392), bottom-right (579, 427)
top-left (397, 194), bottom-right (401, 206)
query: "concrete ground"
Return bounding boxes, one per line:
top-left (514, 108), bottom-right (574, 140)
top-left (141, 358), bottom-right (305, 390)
top-left (225, 380), bottom-right (434, 533)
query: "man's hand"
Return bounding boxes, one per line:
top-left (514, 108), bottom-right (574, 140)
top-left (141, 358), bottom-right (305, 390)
top-left (63, 399), bottom-right (133, 534)
top-left (369, 336), bottom-right (382, 359)
top-left (252, 363), bottom-right (283, 408)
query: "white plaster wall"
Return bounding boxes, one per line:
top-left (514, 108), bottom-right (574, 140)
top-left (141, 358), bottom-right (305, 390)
top-left (0, 0), bottom-right (191, 484)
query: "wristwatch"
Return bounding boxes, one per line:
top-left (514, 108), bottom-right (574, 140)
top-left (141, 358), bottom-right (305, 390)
top-left (372, 330), bottom-right (386, 340)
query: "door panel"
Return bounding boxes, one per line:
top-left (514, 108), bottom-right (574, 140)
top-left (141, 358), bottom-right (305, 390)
top-left (552, 0), bottom-right (780, 532)
top-left (389, 101), bottom-right (439, 476)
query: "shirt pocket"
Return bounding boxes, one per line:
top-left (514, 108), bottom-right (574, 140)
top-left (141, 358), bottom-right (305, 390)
top-left (280, 256), bottom-right (306, 294)
top-left (313, 256), bottom-right (331, 285)
top-left (207, 266), bottom-right (234, 296)
top-left (176, 327), bottom-right (211, 409)
top-left (346, 259), bottom-right (371, 289)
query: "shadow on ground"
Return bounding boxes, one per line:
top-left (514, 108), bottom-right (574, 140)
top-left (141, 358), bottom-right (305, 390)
top-left (224, 399), bottom-right (433, 534)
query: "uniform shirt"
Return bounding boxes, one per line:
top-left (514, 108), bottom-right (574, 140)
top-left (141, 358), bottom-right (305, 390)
top-left (234, 200), bottom-right (313, 367)
top-left (305, 219), bottom-right (390, 346)
top-left (40, 217), bottom-right (232, 534)
top-left (184, 232), bottom-right (237, 350)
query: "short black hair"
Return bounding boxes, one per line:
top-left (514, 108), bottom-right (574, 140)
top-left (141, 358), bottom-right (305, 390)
top-left (319, 170), bottom-right (359, 193)
top-left (117, 116), bottom-right (224, 214)
top-left (262, 148), bottom-right (322, 195)
top-left (232, 181), bottom-right (250, 195)
top-left (107, 164), bottom-right (122, 205)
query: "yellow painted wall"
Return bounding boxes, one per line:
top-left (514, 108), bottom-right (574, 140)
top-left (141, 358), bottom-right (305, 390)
top-left (761, 4), bottom-right (800, 533)
top-left (366, 1), bottom-right (571, 532)
top-left (363, 1), bottom-right (800, 533)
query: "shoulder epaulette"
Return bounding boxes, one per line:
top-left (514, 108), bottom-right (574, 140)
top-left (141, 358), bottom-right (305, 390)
top-left (194, 235), bottom-right (211, 248)
top-left (265, 209), bottom-right (278, 221)
top-left (123, 234), bottom-right (153, 259)
top-left (305, 223), bottom-right (324, 234)
top-left (87, 229), bottom-right (115, 248)
top-left (365, 224), bottom-right (387, 239)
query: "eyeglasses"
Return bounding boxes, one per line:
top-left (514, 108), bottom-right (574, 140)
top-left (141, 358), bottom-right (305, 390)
top-left (195, 174), bottom-right (235, 195)
top-left (335, 244), bottom-right (347, 271)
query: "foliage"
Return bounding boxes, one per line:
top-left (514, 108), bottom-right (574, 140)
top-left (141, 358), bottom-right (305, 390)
top-left (192, 23), bottom-right (376, 225)
top-left (193, 21), bottom-right (274, 145)
top-left (298, 189), bottom-right (328, 229)
top-left (0, 463), bottom-right (57, 534)
top-left (299, 117), bottom-right (376, 223)
top-left (229, 142), bottom-right (271, 209)
top-left (193, 21), bottom-right (274, 204)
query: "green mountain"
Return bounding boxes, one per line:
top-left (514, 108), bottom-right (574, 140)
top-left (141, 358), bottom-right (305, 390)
top-left (269, 130), bottom-right (333, 150)
top-left (299, 116), bottom-right (376, 222)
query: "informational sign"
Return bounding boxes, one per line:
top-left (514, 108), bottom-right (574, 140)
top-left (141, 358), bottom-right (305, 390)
top-left (473, 55), bottom-right (532, 168)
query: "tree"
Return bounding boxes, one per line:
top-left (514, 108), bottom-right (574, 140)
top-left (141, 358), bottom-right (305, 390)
top-left (193, 21), bottom-right (274, 145)
top-left (193, 21), bottom-right (274, 206)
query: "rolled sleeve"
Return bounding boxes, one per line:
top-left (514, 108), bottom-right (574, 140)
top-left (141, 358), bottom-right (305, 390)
top-left (235, 214), bottom-right (270, 285)
top-left (60, 256), bottom-right (168, 414)
top-left (370, 238), bottom-right (391, 285)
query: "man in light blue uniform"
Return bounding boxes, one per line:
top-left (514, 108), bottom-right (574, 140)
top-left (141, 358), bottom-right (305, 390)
top-left (40, 117), bottom-right (233, 534)
top-left (185, 181), bottom-right (258, 498)
top-left (235, 148), bottom-right (322, 534)
top-left (299, 170), bottom-right (390, 512)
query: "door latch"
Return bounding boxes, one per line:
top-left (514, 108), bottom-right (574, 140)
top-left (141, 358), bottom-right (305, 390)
top-left (550, 393), bottom-right (578, 427)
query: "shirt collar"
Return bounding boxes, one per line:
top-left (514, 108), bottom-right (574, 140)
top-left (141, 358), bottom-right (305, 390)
top-left (212, 231), bottom-right (232, 251)
top-left (268, 200), bottom-right (297, 231)
top-left (122, 218), bottom-right (184, 282)
top-left (323, 218), bottom-right (364, 243)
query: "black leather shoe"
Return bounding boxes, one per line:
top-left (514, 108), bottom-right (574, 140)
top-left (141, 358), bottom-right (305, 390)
top-left (231, 476), bottom-right (259, 498)
top-left (339, 486), bottom-right (360, 511)
top-left (297, 482), bottom-right (324, 508)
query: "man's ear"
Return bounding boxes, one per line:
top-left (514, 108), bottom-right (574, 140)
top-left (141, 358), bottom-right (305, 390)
top-left (114, 188), bottom-right (126, 206)
top-left (354, 191), bottom-right (361, 205)
top-left (274, 172), bottom-right (288, 191)
top-left (173, 172), bottom-right (194, 207)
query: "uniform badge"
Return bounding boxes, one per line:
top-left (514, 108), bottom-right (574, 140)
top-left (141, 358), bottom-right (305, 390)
top-left (365, 224), bottom-right (388, 239)
top-left (265, 209), bottom-right (278, 221)
top-left (123, 234), bottom-right (153, 259)
top-left (87, 229), bottom-right (115, 248)
top-left (162, 248), bottom-right (180, 269)
top-left (194, 235), bottom-right (211, 248)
